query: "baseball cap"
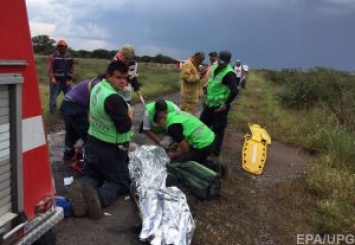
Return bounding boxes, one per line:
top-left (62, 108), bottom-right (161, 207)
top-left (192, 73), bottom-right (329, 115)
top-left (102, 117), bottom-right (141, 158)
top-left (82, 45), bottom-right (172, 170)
top-left (121, 44), bottom-right (135, 60)
top-left (209, 51), bottom-right (218, 58)
top-left (218, 51), bottom-right (231, 64)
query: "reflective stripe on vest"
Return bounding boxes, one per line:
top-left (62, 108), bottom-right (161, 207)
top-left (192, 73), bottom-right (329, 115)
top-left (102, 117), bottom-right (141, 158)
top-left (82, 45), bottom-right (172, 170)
top-left (53, 52), bottom-right (73, 79)
top-left (191, 124), bottom-right (206, 137)
top-left (166, 111), bottom-right (214, 149)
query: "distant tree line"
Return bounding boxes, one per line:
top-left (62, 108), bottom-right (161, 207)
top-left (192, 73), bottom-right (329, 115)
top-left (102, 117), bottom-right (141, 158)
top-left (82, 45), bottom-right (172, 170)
top-left (31, 35), bottom-right (177, 64)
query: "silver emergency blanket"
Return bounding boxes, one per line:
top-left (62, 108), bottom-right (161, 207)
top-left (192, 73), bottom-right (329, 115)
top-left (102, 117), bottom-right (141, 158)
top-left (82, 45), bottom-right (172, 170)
top-left (129, 145), bottom-right (195, 245)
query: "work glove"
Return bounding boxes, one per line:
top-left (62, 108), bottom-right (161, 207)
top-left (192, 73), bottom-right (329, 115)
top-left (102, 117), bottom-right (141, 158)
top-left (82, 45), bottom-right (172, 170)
top-left (50, 78), bottom-right (57, 85)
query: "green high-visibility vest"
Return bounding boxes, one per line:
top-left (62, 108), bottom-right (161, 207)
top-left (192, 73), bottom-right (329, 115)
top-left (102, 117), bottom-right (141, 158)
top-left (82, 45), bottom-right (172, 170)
top-left (206, 64), bottom-right (234, 107)
top-left (88, 79), bottom-right (132, 143)
top-left (145, 100), bottom-right (179, 133)
top-left (166, 111), bottom-right (215, 149)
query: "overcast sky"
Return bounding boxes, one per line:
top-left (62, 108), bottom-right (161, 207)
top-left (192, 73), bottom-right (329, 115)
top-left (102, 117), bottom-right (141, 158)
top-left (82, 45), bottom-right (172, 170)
top-left (26, 0), bottom-right (355, 71)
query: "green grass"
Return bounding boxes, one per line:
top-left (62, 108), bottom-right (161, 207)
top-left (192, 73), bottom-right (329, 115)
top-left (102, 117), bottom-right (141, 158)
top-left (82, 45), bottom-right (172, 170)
top-left (135, 63), bottom-right (180, 101)
top-left (34, 56), bottom-right (180, 124)
top-left (230, 72), bottom-right (280, 134)
top-left (307, 162), bottom-right (355, 233)
top-left (230, 69), bottom-right (355, 234)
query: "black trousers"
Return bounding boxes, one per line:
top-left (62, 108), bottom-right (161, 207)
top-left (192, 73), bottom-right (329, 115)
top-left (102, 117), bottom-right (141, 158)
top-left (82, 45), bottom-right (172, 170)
top-left (200, 105), bottom-right (230, 156)
top-left (60, 101), bottom-right (89, 159)
top-left (81, 137), bottom-right (130, 208)
top-left (173, 140), bottom-right (215, 164)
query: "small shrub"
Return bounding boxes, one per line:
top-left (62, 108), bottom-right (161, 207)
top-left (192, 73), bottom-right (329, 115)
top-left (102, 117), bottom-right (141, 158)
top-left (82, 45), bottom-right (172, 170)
top-left (323, 128), bottom-right (355, 171)
top-left (276, 73), bottom-right (319, 110)
top-left (259, 68), bottom-right (299, 85)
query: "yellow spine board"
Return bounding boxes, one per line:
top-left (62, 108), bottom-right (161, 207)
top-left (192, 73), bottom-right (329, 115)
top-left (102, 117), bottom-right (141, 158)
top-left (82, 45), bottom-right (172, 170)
top-left (248, 123), bottom-right (272, 145)
top-left (241, 123), bottom-right (272, 175)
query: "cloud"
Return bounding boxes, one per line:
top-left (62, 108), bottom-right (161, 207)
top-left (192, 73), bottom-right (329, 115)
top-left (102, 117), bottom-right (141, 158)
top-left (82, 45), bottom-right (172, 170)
top-left (25, 0), bottom-right (355, 70)
top-left (29, 22), bottom-right (55, 36)
top-left (323, 0), bottom-right (355, 5)
top-left (306, 0), bottom-right (355, 15)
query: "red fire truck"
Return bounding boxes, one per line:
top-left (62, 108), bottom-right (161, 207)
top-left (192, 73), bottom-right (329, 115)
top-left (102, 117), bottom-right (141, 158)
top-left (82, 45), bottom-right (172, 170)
top-left (0, 0), bottom-right (63, 244)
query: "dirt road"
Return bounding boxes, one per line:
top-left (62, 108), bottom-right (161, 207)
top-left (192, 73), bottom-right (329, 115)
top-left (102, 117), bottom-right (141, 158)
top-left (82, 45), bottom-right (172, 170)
top-left (49, 94), bottom-right (313, 245)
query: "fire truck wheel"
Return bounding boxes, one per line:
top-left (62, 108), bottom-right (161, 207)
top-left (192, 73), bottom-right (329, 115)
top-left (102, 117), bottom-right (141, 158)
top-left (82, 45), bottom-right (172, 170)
top-left (33, 229), bottom-right (56, 245)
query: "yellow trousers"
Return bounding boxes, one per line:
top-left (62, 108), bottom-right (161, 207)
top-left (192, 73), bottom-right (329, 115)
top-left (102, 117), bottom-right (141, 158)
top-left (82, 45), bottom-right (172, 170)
top-left (180, 101), bottom-right (197, 115)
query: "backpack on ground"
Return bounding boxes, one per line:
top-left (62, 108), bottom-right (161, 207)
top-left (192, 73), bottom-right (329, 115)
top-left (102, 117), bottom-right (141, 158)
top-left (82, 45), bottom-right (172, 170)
top-left (203, 159), bottom-right (228, 178)
top-left (167, 161), bottom-right (220, 200)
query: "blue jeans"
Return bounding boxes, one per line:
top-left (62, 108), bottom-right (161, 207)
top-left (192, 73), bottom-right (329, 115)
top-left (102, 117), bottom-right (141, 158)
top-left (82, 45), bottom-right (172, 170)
top-left (49, 79), bottom-right (72, 115)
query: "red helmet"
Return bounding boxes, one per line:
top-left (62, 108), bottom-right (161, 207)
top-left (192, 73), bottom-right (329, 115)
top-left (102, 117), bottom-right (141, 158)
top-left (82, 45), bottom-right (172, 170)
top-left (57, 40), bottom-right (67, 46)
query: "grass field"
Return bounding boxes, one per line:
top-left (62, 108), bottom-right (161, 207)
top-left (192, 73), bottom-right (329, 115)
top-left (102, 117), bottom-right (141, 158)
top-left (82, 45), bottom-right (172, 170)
top-left (35, 56), bottom-right (180, 124)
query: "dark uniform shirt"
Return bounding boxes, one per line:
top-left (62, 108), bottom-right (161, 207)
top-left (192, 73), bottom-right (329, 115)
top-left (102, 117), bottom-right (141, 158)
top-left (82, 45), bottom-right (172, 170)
top-left (104, 94), bottom-right (132, 133)
top-left (167, 124), bottom-right (184, 143)
top-left (128, 60), bottom-right (140, 92)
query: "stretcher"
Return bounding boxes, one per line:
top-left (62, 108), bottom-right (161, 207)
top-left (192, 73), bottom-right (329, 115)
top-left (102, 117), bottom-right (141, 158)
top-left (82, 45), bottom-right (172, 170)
top-left (241, 124), bottom-right (271, 174)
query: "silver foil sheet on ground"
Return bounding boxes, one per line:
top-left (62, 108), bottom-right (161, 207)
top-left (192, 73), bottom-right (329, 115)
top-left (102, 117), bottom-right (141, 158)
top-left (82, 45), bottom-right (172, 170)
top-left (129, 145), bottom-right (195, 245)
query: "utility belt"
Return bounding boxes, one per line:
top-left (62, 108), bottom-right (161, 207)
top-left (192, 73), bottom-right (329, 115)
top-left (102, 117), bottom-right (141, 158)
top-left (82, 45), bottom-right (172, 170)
top-left (54, 76), bottom-right (72, 82)
top-left (204, 101), bottom-right (230, 111)
top-left (204, 104), bottom-right (221, 111)
top-left (88, 135), bottom-right (129, 151)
